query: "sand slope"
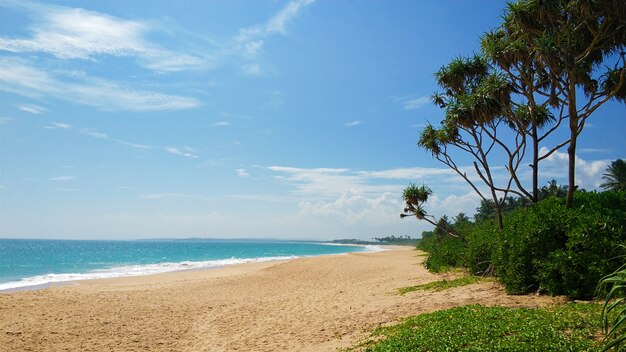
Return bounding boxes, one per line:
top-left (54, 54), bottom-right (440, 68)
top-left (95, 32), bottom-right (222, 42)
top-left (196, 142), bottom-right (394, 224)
top-left (0, 247), bottom-right (563, 351)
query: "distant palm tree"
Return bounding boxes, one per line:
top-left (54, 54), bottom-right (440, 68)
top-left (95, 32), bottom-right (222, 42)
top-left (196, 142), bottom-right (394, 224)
top-left (539, 179), bottom-right (568, 200)
top-left (601, 159), bottom-right (626, 192)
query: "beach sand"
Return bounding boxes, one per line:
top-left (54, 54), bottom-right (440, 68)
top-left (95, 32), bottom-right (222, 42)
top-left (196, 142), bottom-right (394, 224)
top-left (0, 247), bottom-right (564, 351)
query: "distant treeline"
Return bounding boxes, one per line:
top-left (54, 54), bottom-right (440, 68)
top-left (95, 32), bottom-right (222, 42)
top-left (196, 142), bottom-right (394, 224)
top-left (332, 235), bottom-right (420, 246)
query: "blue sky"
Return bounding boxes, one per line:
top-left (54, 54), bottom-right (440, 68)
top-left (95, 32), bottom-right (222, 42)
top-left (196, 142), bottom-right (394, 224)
top-left (1, 0), bottom-right (624, 240)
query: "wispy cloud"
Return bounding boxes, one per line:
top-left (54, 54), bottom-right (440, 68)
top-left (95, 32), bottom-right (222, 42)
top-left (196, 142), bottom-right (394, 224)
top-left (0, 2), bottom-right (207, 73)
top-left (0, 58), bottom-right (199, 111)
top-left (140, 193), bottom-right (212, 201)
top-left (392, 95), bottom-right (431, 110)
top-left (44, 122), bottom-right (71, 129)
top-left (234, 0), bottom-right (316, 74)
top-left (165, 147), bottom-right (198, 159)
top-left (17, 103), bottom-right (47, 114)
top-left (344, 120), bottom-right (363, 127)
top-left (267, 165), bottom-right (449, 199)
top-left (243, 63), bottom-right (262, 76)
top-left (236, 168), bottom-right (250, 178)
top-left (210, 121), bottom-right (231, 127)
top-left (49, 176), bottom-right (75, 181)
top-left (237, 0), bottom-right (316, 44)
top-left (0, 117), bottom-right (13, 124)
top-left (80, 129), bottom-right (152, 150)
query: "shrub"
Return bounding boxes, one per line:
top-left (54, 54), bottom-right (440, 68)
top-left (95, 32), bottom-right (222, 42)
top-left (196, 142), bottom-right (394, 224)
top-left (463, 221), bottom-right (500, 275)
top-left (495, 191), bottom-right (626, 299)
top-left (422, 236), bottom-right (465, 272)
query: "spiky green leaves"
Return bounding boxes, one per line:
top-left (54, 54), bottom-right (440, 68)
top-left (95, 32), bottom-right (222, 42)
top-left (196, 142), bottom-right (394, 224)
top-left (601, 159), bottom-right (626, 192)
top-left (597, 244), bottom-right (626, 351)
top-left (402, 184), bottom-right (432, 219)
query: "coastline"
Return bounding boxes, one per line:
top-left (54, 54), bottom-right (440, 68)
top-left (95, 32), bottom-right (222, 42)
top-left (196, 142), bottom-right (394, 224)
top-left (0, 241), bottom-right (383, 292)
top-left (0, 246), bottom-right (562, 351)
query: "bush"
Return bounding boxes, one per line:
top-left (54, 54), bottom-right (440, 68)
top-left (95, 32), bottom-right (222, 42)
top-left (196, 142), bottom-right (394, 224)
top-left (422, 236), bottom-right (465, 272)
top-left (463, 221), bottom-right (500, 275)
top-left (495, 191), bottom-right (626, 299)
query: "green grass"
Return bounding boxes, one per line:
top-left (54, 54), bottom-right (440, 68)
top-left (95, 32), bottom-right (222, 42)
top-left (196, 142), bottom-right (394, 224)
top-left (354, 303), bottom-right (602, 352)
top-left (398, 275), bottom-right (487, 295)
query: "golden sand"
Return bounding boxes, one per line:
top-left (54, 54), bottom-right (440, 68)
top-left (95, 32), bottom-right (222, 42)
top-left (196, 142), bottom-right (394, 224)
top-left (0, 247), bottom-right (563, 351)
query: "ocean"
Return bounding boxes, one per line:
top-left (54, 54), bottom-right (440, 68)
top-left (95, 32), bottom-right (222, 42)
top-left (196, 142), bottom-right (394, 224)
top-left (0, 238), bottom-right (377, 291)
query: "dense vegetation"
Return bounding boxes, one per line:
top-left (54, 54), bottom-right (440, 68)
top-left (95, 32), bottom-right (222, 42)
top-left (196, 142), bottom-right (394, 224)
top-left (356, 304), bottom-right (602, 352)
top-left (331, 235), bottom-right (420, 246)
top-left (419, 191), bottom-right (626, 300)
top-left (390, 0), bottom-right (625, 349)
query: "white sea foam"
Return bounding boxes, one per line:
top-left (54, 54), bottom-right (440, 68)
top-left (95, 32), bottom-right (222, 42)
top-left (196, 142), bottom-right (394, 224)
top-left (0, 256), bottom-right (296, 291)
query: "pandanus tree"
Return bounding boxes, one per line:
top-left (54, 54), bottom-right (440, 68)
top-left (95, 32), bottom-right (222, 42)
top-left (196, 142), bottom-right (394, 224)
top-left (492, 0), bottom-right (626, 207)
top-left (400, 184), bottom-right (464, 241)
top-left (601, 159), bottom-right (626, 192)
top-left (419, 56), bottom-right (525, 229)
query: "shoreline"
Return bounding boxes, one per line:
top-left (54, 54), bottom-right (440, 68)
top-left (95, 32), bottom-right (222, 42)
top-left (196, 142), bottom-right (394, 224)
top-left (0, 243), bottom-right (388, 293)
top-left (0, 246), bottom-right (562, 351)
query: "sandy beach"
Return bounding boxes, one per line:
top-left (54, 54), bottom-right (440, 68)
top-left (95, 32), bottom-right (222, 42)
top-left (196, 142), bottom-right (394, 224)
top-left (0, 247), bottom-right (564, 351)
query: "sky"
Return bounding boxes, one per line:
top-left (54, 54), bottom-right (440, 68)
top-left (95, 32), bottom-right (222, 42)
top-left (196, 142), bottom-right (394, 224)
top-left (1, 0), bottom-right (624, 240)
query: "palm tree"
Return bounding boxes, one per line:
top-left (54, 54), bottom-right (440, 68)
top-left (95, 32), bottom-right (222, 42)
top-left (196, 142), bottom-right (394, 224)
top-left (601, 159), bottom-right (626, 192)
top-left (400, 184), bottom-right (464, 241)
top-left (539, 179), bottom-right (568, 200)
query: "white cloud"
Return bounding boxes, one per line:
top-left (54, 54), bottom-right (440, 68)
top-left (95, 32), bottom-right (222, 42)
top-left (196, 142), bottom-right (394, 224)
top-left (140, 193), bottom-right (212, 201)
top-left (210, 121), bottom-right (231, 127)
top-left (44, 122), bottom-right (71, 129)
top-left (267, 165), bottom-right (456, 200)
top-left (80, 129), bottom-right (152, 150)
top-left (236, 168), bottom-right (250, 178)
top-left (165, 147), bottom-right (198, 159)
top-left (0, 3), bottom-right (207, 73)
top-left (49, 176), bottom-right (75, 181)
top-left (392, 95), bottom-right (431, 110)
top-left (0, 58), bottom-right (199, 111)
top-left (298, 190), bottom-right (401, 225)
top-left (243, 40), bottom-right (264, 58)
top-left (238, 0), bottom-right (316, 40)
top-left (539, 147), bottom-right (611, 190)
top-left (243, 63), bottom-right (262, 76)
top-left (265, 0), bottom-right (316, 34)
top-left (17, 104), bottom-right (47, 114)
top-left (344, 120), bottom-right (363, 127)
top-left (0, 117), bottom-right (14, 124)
top-left (236, 0), bottom-right (316, 60)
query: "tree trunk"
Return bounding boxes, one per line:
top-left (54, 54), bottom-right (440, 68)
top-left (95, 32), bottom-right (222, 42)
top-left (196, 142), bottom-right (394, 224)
top-left (531, 123), bottom-right (539, 202)
top-left (494, 203), bottom-right (504, 230)
top-left (565, 80), bottom-right (578, 209)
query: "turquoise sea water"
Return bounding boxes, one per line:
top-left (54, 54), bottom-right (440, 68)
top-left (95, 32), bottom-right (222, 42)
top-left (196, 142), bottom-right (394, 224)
top-left (0, 239), bottom-right (375, 290)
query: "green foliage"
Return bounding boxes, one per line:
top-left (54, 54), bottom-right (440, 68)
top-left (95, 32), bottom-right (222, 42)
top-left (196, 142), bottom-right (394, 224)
top-left (597, 246), bottom-right (626, 351)
top-left (601, 159), bottom-right (626, 192)
top-left (398, 276), bottom-right (486, 295)
top-left (495, 192), bottom-right (626, 299)
top-left (359, 304), bottom-right (602, 352)
top-left (422, 236), bottom-right (465, 273)
top-left (419, 192), bottom-right (626, 299)
top-left (463, 221), bottom-right (500, 275)
top-left (402, 183), bottom-right (431, 219)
